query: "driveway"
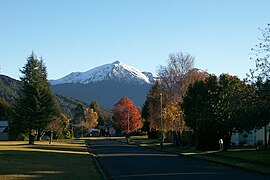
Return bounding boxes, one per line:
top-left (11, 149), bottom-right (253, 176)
top-left (87, 139), bottom-right (269, 180)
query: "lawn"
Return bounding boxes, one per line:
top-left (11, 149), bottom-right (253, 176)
top-left (126, 136), bottom-right (270, 175)
top-left (188, 150), bottom-right (270, 175)
top-left (0, 139), bottom-right (101, 180)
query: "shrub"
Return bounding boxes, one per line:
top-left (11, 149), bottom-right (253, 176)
top-left (17, 133), bottom-right (27, 141)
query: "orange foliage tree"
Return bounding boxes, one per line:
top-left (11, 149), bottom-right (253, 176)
top-left (112, 97), bottom-right (142, 134)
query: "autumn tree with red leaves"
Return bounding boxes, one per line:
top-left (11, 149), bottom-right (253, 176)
top-left (112, 97), bottom-right (142, 135)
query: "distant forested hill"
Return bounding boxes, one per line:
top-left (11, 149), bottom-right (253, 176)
top-left (0, 75), bottom-right (21, 104)
top-left (52, 81), bottom-right (151, 108)
top-left (0, 74), bottom-right (86, 119)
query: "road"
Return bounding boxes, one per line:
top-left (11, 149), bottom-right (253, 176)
top-left (87, 139), bottom-right (269, 180)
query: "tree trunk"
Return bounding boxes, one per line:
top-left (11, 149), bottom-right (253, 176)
top-left (160, 131), bottom-right (164, 148)
top-left (36, 129), bottom-right (42, 141)
top-left (264, 125), bottom-right (267, 150)
top-left (81, 125), bottom-right (83, 138)
top-left (49, 131), bottom-right (53, 144)
top-left (29, 130), bottom-right (35, 145)
top-left (268, 132), bottom-right (270, 149)
top-left (173, 131), bottom-right (180, 147)
top-left (223, 132), bottom-right (232, 151)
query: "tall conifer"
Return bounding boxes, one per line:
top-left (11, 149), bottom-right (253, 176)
top-left (15, 52), bottom-right (59, 144)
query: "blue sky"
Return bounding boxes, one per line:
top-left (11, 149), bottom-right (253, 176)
top-left (0, 0), bottom-right (269, 80)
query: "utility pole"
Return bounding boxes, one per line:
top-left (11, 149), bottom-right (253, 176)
top-left (160, 93), bottom-right (163, 148)
top-left (127, 110), bottom-right (130, 144)
top-left (116, 107), bottom-right (131, 144)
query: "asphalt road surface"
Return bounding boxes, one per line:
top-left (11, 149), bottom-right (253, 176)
top-left (87, 139), bottom-right (270, 180)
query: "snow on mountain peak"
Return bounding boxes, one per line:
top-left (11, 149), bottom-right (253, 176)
top-left (50, 61), bottom-right (155, 85)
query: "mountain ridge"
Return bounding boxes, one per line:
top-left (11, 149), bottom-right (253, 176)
top-left (50, 61), bottom-right (156, 85)
top-left (50, 61), bottom-right (155, 107)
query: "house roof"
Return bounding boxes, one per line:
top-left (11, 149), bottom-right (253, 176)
top-left (0, 121), bottom-right (8, 127)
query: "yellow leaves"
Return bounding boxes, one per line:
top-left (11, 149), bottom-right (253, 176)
top-left (83, 108), bottom-right (98, 129)
top-left (162, 102), bottom-right (185, 132)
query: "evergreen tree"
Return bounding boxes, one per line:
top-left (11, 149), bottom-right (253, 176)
top-left (182, 75), bottom-right (220, 150)
top-left (141, 98), bottom-right (150, 134)
top-left (15, 52), bottom-right (59, 144)
top-left (73, 103), bottom-right (84, 124)
top-left (72, 103), bottom-right (84, 137)
top-left (182, 74), bottom-right (253, 150)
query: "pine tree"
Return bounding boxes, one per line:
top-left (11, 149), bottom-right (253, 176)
top-left (141, 98), bottom-right (150, 133)
top-left (73, 103), bottom-right (84, 124)
top-left (15, 52), bottom-right (59, 144)
top-left (72, 103), bottom-right (84, 137)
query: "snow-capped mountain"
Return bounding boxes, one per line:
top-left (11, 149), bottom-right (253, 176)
top-left (50, 61), bottom-right (155, 85)
top-left (142, 71), bottom-right (157, 83)
top-left (50, 61), bottom-right (155, 107)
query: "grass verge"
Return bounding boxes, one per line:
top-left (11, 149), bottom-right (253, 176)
top-left (187, 150), bottom-right (270, 175)
top-left (126, 136), bottom-right (270, 175)
top-left (0, 139), bottom-right (101, 180)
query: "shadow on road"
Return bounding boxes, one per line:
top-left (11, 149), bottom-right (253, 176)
top-left (87, 139), bottom-right (270, 180)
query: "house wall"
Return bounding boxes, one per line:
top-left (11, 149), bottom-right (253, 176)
top-left (253, 126), bottom-right (269, 145)
top-left (0, 127), bottom-right (6, 133)
top-left (231, 123), bottom-right (270, 146)
top-left (0, 121), bottom-right (9, 140)
top-left (0, 133), bottom-right (8, 140)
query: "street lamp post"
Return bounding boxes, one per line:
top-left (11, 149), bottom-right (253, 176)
top-left (160, 93), bottom-right (163, 148)
top-left (127, 110), bottom-right (130, 144)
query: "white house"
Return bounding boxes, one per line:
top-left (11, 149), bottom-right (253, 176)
top-left (231, 123), bottom-right (270, 147)
top-left (0, 120), bottom-right (8, 140)
top-left (0, 120), bottom-right (8, 133)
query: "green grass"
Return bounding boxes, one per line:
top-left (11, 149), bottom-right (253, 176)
top-left (0, 139), bottom-right (101, 180)
top-left (127, 136), bottom-right (270, 175)
top-left (188, 150), bottom-right (270, 175)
